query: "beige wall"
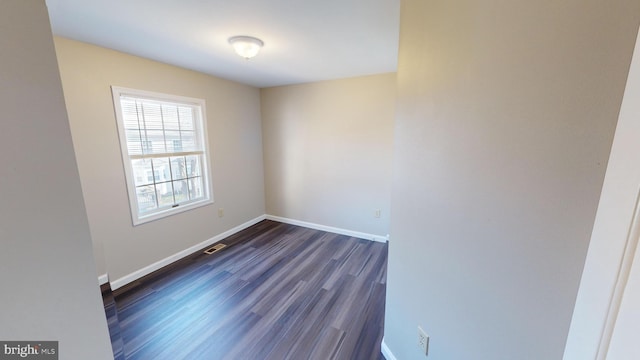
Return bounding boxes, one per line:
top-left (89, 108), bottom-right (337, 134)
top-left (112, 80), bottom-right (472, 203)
top-left (0, 1), bottom-right (112, 358)
top-left (261, 74), bottom-right (395, 237)
top-left (385, 1), bottom-right (640, 359)
top-left (54, 37), bottom-right (265, 281)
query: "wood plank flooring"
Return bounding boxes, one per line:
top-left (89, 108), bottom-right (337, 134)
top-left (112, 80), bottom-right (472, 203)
top-left (103, 220), bottom-right (388, 360)
top-left (101, 283), bottom-right (125, 360)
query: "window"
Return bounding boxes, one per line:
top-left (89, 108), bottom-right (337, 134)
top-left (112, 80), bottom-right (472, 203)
top-left (111, 87), bottom-right (213, 225)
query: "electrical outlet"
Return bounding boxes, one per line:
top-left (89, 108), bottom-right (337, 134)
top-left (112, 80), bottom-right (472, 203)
top-left (374, 209), bottom-right (381, 218)
top-left (418, 326), bottom-right (429, 356)
top-left (218, 208), bottom-right (224, 217)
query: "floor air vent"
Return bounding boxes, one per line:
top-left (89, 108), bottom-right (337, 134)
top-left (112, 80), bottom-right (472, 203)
top-left (204, 243), bottom-right (227, 255)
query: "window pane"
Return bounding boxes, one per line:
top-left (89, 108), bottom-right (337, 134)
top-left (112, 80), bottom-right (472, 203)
top-left (170, 157), bottom-right (186, 180)
top-left (125, 128), bottom-right (143, 155)
top-left (172, 140), bottom-right (183, 152)
top-left (162, 105), bottom-right (180, 130)
top-left (146, 130), bottom-right (166, 154)
top-left (188, 176), bottom-right (204, 200)
top-left (181, 131), bottom-right (197, 152)
top-left (156, 182), bottom-right (174, 208)
top-left (121, 99), bottom-right (141, 129)
top-left (142, 102), bottom-right (163, 130)
top-left (173, 180), bottom-right (189, 203)
top-left (131, 159), bottom-right (153, 186)
top-left (152, 158), bottom-right (170, 182)
top-left (185, 155), bottom-right (201, 177)
top-left (136, 185), bottom-right (157, 213)
top-left (165, 131), bottom-right (180, 152)
top-left (178, 107), bottom-right (194, 130)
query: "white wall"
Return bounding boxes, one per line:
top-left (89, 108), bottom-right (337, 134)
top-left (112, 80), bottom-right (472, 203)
top-left (54, 37), bottom-right (265, 282)
top-left (385, 1), bottom-right (640, 359)
top-left (564, 27), bottom-right (640, 360)
top-left (261, 74), bottom-right (396, 237)
top-left (605, 33), bottom-right (640, 360)
top-left (0, 1), bottom-right (112, 358)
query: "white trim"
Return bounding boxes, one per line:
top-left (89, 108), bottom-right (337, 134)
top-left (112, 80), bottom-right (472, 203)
top-left (596, 189), bottom-right (640, 358)
top-left (98, 273), bottom-right (109, 286)
top-left (265, 215), bottom-right (388, 243)
top-left (381, 339), bottom-right (398, 360)
top-left (109, 215), bottom-right (266, 290)
top-left (103, 213), bottom-right (386, 290)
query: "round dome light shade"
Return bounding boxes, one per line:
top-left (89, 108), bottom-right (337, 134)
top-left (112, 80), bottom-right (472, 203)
top-left (228, 36), bottom-right (264, 59)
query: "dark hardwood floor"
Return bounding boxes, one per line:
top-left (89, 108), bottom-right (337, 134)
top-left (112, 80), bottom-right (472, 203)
top-left (101, 283), bottom-right (125, 360)
top-left (102, 220), bottom-right (388, 360)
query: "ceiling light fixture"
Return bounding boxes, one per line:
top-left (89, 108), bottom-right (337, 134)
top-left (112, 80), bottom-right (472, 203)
top-left (228, 36), bottom-right (264, 59)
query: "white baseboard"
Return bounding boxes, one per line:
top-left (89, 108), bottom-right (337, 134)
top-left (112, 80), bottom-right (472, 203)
top-left (381, 339), bottom-right (398, 360)
top-left (265, 214), bottom-right (388, 243)
top-left (102, 214), bottom-right (386, 290)
top-left (98, 273), bottom-right (109, 286)
top-left (109, 215), bottom-right (266, 290)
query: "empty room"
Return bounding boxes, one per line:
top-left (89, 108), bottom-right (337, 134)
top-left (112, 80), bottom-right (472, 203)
top-left (2, 0), bottom-right (640, 360)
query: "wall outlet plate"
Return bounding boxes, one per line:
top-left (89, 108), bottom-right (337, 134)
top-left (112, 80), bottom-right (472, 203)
top-left (418, 326), bottom-right (429, 356)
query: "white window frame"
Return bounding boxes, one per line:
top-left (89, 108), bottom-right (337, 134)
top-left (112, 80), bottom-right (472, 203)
top-left (111, 86), bottom-right (214, 225)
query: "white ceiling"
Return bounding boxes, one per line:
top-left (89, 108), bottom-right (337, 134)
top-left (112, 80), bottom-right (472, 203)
top-left (45, 0), bottom-right (400, 88)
